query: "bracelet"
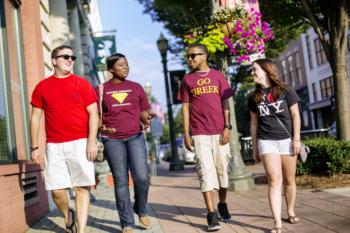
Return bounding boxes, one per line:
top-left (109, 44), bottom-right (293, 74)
top-left (184, 133), bottom-right (190, 138)
top-left (30, 146), bottom-right (39, 152)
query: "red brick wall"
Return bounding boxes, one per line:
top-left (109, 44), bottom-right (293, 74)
top-left (0, 0), bottom-right (49, 232)
top-left (0, 164), bottom-right (48, 233)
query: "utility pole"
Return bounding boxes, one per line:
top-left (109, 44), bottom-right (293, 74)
top-left (210, 0), bottom-right (254, 191)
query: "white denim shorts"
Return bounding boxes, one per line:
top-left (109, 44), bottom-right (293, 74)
top-left (192, 135), bottom-right (232, 192)
top-left (44, 138), bottom-right (95, 190)
top-left (258, 138), bottom-right (293, 156)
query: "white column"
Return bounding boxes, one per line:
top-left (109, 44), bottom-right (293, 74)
top-left (49, 0), bottom-right (70, 48)
top-left (68, 4), bottom-right (84, 76)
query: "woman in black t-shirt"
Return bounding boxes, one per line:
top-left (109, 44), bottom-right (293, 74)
top-left (248, 59), bottom-right (301, 233)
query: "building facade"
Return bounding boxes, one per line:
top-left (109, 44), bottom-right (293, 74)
top-left (300, 27), bottom-right (350, 129)
top-left (276, 38), bottom-right (312, 130)
top-left (0, 0), bottom-right (101, 232)
top-left (276, 27), bottom-right (350, 130)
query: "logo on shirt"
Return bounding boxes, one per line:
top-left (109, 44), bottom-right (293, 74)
top-left (111, 92), bottom-right (128, 103)
top-left (258, 100), bottom-right (284, 116)
top-left (191, 77), bottom-right (219, 96)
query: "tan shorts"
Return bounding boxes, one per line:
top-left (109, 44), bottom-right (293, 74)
top-left (192, 135), bottom-right (232, 192)
top-left (44, 138), bottom-right (95, 190)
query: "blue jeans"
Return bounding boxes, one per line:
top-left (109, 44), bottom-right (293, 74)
top-left (102, 132), bottom-right (150, 228)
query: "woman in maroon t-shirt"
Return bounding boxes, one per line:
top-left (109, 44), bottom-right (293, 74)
top-left (97, 53), bottom-right (152, 232)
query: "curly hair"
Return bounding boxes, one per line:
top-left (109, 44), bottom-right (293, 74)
top-left (251, 58), bottom-right (287, 104)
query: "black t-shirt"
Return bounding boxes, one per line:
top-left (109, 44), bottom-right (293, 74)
top-left (248, 87), bottom-right (300, 140)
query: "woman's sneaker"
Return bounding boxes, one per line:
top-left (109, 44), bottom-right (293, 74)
top-left (218, 202), bottom-right (231, 222)
top-left (207, 212), bottom-right (221, 231)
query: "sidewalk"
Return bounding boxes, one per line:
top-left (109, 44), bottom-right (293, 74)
top-left (27, 163), bottom-right (350, 233)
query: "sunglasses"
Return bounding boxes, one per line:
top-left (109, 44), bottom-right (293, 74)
top-left (187, 53), bottom-right (203, 60)
top-left (55, 54), bottom-right (77, 61)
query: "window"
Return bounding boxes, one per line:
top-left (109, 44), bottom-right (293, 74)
top-left (314, 38), bottom-right (327, 65)
top-left (294, 51), bottom-right (302, 85)
top-left (312, 82), bottom-right (318, 102)
top-left (320, 77), bottom-right (334, 99)
top-left (0, 62), bottom-right (10, 160)
top-left (305, 35), bottom-right (313, 69)
top-left (288, 56), bottom-right (296, 86)
top-left (0, 0), bottom-right (30, 162)
top-left (281, 59), bottom-right (288, 82)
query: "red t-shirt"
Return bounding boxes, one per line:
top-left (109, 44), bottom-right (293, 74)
top-left (31, 74), bottom-right (98, 143)
top-left (178, 69), bottom-right (234, 135)
top-left (96, 80), bottom-right (150, 139)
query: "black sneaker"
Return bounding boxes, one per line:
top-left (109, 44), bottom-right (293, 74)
top-left (218, 202), bottom-right (231, 222)
top-left (207, 212), bottom-right (221, 231)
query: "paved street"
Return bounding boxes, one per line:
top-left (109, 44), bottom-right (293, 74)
top-left (27, 163), bottom-right (350, 233)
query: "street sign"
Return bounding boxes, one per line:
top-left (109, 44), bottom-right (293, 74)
top-left (151, 116), bottom-right (163, 138)
top-left (169, 70), bottom-right (186, 105)
top-left (93, 35), bottom-right (116, 71)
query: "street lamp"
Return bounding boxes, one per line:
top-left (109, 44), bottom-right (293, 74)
top-left (157, 33), bottom-right (184, 171)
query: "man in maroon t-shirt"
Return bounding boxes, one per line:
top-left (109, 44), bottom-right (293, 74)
top-left (179, 44), bottom-right (234, 232)
top-left (30, 45), bottom-right (98, 233)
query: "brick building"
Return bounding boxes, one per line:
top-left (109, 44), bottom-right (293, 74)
top-left (0, 0), bottom-right (101, 232)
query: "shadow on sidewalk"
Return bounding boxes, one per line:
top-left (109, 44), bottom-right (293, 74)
top-left (28, 209), bottom-right (65, 232)
top-left (149, 202), bottom-right (271, 232)
top-left (86, 215), bottom-right (122, 232)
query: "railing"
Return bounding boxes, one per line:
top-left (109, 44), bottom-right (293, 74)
top-left (300, 128), bottom-right (330, 138)
top-left (240, 128), bottom-right (330, 163)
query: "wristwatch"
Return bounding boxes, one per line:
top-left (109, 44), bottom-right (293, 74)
top-left (224, 124), bottom-right (232, 130)
top-left (30, 146), bottom-right (39, 152)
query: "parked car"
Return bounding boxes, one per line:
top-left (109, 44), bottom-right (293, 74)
top-left (159, 143), bottom-right (169, 161)
top-left (162, 138), bottom-right (195, 164)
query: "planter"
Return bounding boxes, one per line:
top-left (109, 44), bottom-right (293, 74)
top-left (219, 22), bottom-right (234, 36)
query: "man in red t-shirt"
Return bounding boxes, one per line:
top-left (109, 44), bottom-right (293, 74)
top-left (30, 45), bottom-right (99, 233)
top-left (179, 44), bottom-right (234, 232)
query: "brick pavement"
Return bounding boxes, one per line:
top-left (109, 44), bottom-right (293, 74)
top-left (27, 163), bottom-right (350, 233)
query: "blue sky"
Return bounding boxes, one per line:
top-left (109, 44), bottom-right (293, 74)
top-left (99, 0), bottom-right (183, 109)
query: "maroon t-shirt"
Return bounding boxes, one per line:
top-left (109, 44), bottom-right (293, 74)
top-left (96, 80), bottom-right (150, 139)
top-left (178, 69), bottom-right (234, 135)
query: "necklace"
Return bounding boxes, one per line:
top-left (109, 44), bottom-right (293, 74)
top-left (195, 69), bottom-right (210, 77)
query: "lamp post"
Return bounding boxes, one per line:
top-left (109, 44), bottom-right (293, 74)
top-left (157, 33), bottom-right (184, 171)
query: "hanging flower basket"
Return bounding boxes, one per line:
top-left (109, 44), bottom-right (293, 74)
top-left (219, 22), bottom-right (235, 36)
top-left (184, 7), bottom-right (274, 63)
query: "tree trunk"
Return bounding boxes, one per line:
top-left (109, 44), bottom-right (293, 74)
top-left (329, 4), bottom-right (350, 141)
top-left (302, 0), bottom-right (350, 141)
top-left (330, 42), bottom-right (350, 141)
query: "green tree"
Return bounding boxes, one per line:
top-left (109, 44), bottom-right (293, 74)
top-left (137, 0), bottom-right (211, 36)
top-left (260, 0), bottom-right (350, 141)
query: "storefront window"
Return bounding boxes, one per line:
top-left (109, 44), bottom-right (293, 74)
top-left (0, 65), bottom-right (10, 160)
top-left (0, 0), bottom-right (29, 162)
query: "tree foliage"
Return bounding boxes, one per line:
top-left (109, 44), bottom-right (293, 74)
top-left (137, 0), bottom-right (211, 37)
top-left (137, 0), bottom-right (305, 58)
top-left (137, 0), bottom-right (350, 140)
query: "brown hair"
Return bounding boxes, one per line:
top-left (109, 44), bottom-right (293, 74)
top-left (251, 58), bottom-right (287, 103)
top-left (51, 45), bottom-right (73, 58)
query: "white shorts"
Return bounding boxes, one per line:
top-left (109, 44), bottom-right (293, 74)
top-left (258, 138), bottom-right (293, 156)
top-left (44, 138), bottom-right (95, 190)
top-left (193, 135), bottom-right (232, 192)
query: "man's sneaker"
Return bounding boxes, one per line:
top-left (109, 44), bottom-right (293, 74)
top-left (139, 215), bottom-right (151, 229)
top-left (122, 227), bottom-right (134, 233)
top-left (218, 202), bottom-right (231, 222)
top-left (207, 212), bottom-right (221, 232)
